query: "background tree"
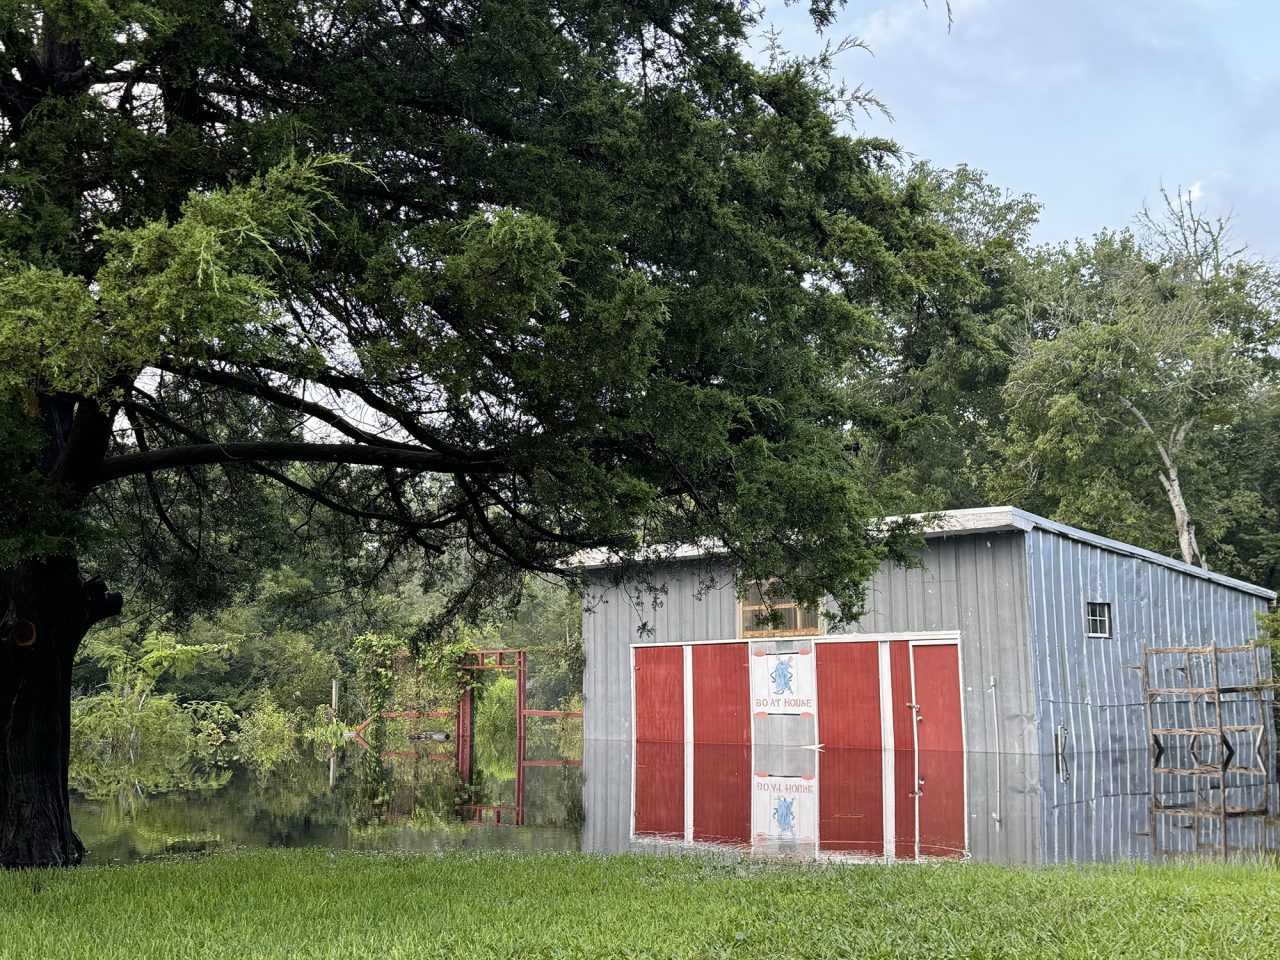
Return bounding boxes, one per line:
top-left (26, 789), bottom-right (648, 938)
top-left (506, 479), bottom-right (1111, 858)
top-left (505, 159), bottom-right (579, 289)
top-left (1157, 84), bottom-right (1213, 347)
top-left (992, 194), bottom-right (1278, 572)
top-left (0, 2), bottom-right (965, 865)
top-left (855, 163), bottom-right (1039, 509)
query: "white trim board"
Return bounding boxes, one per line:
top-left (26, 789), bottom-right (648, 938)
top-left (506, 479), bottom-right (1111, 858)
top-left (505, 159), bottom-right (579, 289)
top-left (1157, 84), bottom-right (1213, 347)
top-left (629, 631), bottom-right (961, 649)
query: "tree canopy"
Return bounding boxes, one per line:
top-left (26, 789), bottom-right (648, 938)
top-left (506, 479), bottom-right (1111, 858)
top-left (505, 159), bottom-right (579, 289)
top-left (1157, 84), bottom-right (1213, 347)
top-left (1, 0), bottom-right (966, 617)
top-left (0, 1), bottom-right (972, 865)
top-left (992, 195), bottom-right (1279, 575)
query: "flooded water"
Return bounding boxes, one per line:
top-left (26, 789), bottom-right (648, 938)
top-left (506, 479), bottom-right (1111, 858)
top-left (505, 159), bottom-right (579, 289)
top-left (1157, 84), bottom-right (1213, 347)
top-left (71, 738), bottom-right (1280, 866)
top-left (72, 751), bottom-right (584, 865)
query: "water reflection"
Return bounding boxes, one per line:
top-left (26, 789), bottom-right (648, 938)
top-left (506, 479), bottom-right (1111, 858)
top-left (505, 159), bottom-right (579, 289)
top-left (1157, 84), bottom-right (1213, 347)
top-left (71, 746), bottom-right (584, 865)
top-left (72, 740), bottom-right (1279, 866)
top-left (586, 740), bottom-right (1280, 865)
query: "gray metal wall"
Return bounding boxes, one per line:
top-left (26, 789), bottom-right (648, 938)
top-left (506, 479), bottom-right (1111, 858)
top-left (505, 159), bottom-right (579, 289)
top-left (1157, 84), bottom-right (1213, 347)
top-left (580, 561), bottom-right (736, 855)
top-left (581, 737), bottom-right (633, 855)
top-left (582, 559), bottom-right (738, 743)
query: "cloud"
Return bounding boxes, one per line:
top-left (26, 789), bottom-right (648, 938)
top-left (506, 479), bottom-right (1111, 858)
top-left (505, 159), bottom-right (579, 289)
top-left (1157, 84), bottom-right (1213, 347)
top-left (754, 0), bottom-right (1280, 255)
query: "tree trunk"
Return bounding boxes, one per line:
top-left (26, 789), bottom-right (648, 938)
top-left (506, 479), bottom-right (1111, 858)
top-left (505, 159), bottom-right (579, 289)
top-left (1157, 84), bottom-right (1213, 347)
top-left (0, 557), bottom-right (121, 868)
top-left (1158, 467), bottom-right (1205, 569)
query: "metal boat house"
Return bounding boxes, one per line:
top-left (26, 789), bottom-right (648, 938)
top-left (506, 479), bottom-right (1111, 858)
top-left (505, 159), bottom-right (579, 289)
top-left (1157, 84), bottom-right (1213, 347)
top-left (578, 507), bottom-right (1276, 862)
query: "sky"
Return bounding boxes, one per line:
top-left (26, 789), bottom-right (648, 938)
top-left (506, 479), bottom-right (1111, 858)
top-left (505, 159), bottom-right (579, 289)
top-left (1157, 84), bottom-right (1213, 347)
top-left (760, 0), bottom-right (1280, 256)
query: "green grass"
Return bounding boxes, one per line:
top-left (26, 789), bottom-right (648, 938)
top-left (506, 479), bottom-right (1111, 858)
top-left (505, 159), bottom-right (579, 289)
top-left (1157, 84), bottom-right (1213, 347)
top-left (0, 850), bottom-right (1276, 959)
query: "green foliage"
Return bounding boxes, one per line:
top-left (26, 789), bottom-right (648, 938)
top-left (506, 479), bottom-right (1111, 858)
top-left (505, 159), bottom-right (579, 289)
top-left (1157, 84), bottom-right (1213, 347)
top-left (1256, 609), bottom-right (1280, 677)
top-left (551, 692), bottom-right (583, 760)
top-left (305, 711), bottom-right (348, 750)
top-left (991, 219), bottom-right (1276, 574)
top-left (235, 693), bottom-right (299, 778)
top-left (2, 851), bottom-right (1278, 958)
top-left (351, 632), bottom-right (404, 714)
top-left (0, 0), bottom-right (996, 638)
top-left (70, 615), bottom-right (239, 801)
top-left (0, 156), bottom-right (344, 404)
top-left (78, 621), bottom-right (231, 695)
top-left (860, 163), bottom-right (1041, 513)
top-left (472, 674), bottom-right (519, 781)
top-left (70, 690), bottom-right (235, 803)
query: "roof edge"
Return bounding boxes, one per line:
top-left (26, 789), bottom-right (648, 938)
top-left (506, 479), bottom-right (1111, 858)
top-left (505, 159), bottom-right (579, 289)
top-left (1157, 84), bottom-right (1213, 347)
top-left (575, 506), bottom-right (1278, 601)
top-left (1006, 508), bottom-right (1276, 601)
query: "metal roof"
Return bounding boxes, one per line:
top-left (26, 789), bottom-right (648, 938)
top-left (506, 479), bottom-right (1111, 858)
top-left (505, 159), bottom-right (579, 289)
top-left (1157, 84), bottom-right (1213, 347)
top-left (576, 506), bottom-right (1277, 601)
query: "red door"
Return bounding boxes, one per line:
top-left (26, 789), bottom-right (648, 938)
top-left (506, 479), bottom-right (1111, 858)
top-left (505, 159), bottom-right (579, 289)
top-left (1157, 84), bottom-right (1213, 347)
top-left (633, 646), bottom-right (684, 838)
top-left (816, 642), bottom-right (884, 855)
top-left (888, 641), bottom-right (917, 856)
top-left (692, 643), bottom-right (751, 844)
top-left (910, 643), bottom-right (965, 858)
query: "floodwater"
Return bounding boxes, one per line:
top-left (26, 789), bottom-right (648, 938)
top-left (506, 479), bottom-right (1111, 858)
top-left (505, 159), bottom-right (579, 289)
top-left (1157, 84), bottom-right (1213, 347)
top-left (71, 740), bottom-right (583, 865)
top-left (71, 738), bottom-right (1280, 866)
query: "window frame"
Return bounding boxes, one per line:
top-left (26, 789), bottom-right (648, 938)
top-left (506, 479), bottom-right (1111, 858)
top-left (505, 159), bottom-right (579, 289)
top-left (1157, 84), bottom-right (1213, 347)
top-left (1085, 601), bottom-right (1113, 638)
top-left (738, 581), bottom-right (824, 639)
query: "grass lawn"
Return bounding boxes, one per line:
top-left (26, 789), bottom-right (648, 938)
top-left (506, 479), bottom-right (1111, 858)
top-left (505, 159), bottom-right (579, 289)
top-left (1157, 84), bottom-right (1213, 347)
top-left (0, 849), bottom-right (1276, 959)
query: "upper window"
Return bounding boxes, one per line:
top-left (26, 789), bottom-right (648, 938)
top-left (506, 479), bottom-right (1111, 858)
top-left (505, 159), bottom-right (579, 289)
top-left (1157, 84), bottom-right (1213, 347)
top-left (1086, 602), bottom-right (1112, 638)
top-left (740, 582), bottom-right (821, 638)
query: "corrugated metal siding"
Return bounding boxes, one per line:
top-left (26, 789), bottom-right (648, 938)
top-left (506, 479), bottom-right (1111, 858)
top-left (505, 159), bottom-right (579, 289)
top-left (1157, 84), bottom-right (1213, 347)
top-left (1024, 527), bottom-right (1274, 862)
top-left (835, 533), bottom-right (1037, 756)
top-left (582, 560), bottom-right (737, 743)
top-left (1025, 526), bottom-right (1271, 757)
top-left (581, 737), bottom-right (633, 854)
top-left (583, 534), bottom-right (1042, 864)
top-left (582, 526), bottom-right (1274, 864)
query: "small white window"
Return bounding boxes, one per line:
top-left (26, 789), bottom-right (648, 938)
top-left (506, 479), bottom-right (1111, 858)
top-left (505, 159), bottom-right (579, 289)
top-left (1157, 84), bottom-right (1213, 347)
top-left (1086, 602), bottom-right (1112, 638)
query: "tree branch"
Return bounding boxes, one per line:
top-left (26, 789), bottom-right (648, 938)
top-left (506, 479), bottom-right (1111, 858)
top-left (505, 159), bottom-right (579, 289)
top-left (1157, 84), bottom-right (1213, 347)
top-left (151, 361), bottom-right (417, 450)
top-left (94, 441), bottom-right (496, 485)
top-left (120, 407), bottom-right (204, 559)
top-left (233, 355), bottom-right (488, 462)
top-left (1115, 393), bottom-right (1179, 474)
top-left (123, 398), bottom-right (464, 536)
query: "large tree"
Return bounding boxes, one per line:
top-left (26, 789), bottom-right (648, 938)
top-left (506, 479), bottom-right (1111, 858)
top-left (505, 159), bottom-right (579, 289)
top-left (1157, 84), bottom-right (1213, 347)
top-left (0, 2), bottom-right (960, 865)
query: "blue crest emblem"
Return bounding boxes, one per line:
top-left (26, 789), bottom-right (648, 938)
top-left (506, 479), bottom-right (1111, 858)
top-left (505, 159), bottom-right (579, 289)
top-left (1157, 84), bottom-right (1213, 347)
top-left (772, 796), bottom-right (795, 834)
top-left (769, 657), bottom-right (795, 696)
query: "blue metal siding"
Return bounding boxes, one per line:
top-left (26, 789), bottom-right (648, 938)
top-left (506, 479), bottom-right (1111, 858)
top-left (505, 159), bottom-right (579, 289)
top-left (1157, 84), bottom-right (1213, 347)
top-left (1024, 527), bottom-right (1273, 862)
top-left (1025, 526), bottom-right (1270, 758)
